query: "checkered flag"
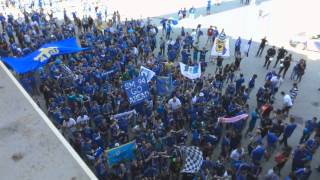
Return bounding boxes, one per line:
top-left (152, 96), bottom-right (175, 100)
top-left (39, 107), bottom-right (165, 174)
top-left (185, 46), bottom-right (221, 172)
top-left (179, 146), bottom-right (203, 173)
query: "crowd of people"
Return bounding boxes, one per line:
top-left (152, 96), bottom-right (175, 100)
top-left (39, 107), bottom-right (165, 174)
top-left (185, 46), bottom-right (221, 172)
top-left (0, 2), bottom-right (319, 180)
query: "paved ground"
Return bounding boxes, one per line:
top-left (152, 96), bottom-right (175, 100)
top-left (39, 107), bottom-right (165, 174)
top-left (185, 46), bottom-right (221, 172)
top-left (0, 62), bottom-right (97, 180)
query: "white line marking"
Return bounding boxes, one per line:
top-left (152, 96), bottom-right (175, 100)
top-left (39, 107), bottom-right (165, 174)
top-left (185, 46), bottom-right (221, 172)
top-left (0, 62), bottom-right (98, 180)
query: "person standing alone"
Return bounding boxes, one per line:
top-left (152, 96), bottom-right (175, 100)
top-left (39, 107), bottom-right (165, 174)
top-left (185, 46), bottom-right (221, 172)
top-left (256, 37), bottom-right (267, 57)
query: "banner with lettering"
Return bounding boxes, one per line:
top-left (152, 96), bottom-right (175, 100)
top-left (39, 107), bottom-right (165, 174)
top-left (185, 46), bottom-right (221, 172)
top-left (1, 38), bottom-right (88, 74)
top-left (123, 76), bottom-right (151, 105)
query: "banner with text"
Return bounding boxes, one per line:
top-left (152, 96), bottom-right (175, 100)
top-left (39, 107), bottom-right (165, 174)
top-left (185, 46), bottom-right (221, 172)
top-left (123, 76), bottom-right (150, 105)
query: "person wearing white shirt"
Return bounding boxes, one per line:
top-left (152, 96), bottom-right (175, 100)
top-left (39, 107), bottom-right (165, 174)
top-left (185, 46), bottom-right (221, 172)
top-left (281, 91), bottom-right (293, 115)
top-left (62, 117), bottom-right (77, 141)
top-left (270, 75), bottom-right (280, 98)
top-left (191, 29), bottom-right (197, 41)
top-left (230, 146), bottom-right (245, 162)
top-left (168, 96), bottom-right (182, 111)
top-left (63, 117), bottom-right (77, 129)
top-left (77, 114), bottom-right (90, 125)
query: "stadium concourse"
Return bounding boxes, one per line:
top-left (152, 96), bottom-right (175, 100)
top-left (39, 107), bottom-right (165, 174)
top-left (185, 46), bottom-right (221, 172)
top-left (0, 0), bottom-right (320, 180)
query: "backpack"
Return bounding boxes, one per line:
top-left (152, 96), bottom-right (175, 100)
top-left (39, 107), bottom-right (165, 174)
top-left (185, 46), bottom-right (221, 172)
top-left (274, 152), bottom-right (285, 164)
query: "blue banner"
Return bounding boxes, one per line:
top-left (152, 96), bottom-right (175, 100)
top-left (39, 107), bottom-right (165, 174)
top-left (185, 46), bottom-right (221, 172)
top-left (107, 141), bottom-right (136, 166)
top-left (1, 38), bottom-right (87, 74)
top-left (156, 75), bottom-right (174, 96)
top-left (123, 76), bottom-right (150, 105)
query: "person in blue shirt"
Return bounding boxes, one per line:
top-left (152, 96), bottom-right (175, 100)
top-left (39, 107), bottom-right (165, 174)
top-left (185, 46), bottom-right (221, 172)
top-left (247, 74), bottom-right (257, 95)
top-left (267, 131), bottom-right (278, 151)
top-left (189, 6), bottom-right (196, 19)
top-left (165, 22), bottom-right (172, 40)
top-left (181, 48), bottom-right (189, 64)
top-left (191, 129), bottom-right (201, 146)
top-left (295, 165), bottom-right (312, 180)
top-left (206, 0), bottom-right (211, 15)
top-left (199, 47), bottom-right (208, 62)
top-left (235, 36), bottom-right (241, 54)
top-left (192, 43), bottom-right (199, 63)
top-left (180, 26), bottom-right (185, 37)
top-left (235, 73), bottom-right (245, 94)
top-left (300, 117), bottom-right (318, 144)
top-left (167, 48), bottom-right (176, 62)
top-left (0, 13), bottom-right (6, 27)
top-left (245, 108), bottom-right (260, 136)
top-left (280, 117), bottom-right (297, 147)
top-left (292, 144), bottom-right (309, 171)
top-left (251, 144), bottom-right (265, 164)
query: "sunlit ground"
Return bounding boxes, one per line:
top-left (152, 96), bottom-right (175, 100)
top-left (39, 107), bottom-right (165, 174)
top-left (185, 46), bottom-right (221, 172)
top-left (2, 0), bottom-right (320, 59)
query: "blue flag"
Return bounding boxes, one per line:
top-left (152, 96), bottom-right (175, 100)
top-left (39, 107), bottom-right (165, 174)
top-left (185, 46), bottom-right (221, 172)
top-left (156, 75), bottom-right (174, 96)
top-left (107, 141), bottom-right (136, 166)
top-left (1, 38), bottom-right (87, 74)
top-left (123, 76), bottom-right (151, 105)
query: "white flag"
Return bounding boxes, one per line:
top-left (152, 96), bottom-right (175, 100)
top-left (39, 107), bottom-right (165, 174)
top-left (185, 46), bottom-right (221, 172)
top-left (140, 66), bottom-right (156, 82)
top-left (179, 62), bottom-right (201, 80)
top-left (211, 31), bottom-right (230, 57)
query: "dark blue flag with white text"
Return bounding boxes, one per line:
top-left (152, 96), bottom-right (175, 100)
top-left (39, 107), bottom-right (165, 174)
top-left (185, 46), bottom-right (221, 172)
top-left (123, 76), bottom-right (151, 105)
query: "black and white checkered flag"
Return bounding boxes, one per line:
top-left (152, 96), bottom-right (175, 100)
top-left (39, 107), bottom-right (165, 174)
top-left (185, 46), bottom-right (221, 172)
top-left (180, 146), bottom-right (203, 173)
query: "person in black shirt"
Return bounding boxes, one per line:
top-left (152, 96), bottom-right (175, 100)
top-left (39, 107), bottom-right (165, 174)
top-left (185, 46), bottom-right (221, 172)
top-left (274, 46), bottom-right (287, 68)
top-left (278, 54), bottom-right (292, 78)
top-left (216, 56), bottom-right (224, 72)
top-left (263, 46), bottom-right (276, 69)
top-left (234, 51), bottom-right (242, 70)
top-left (256, 37), bottom-right (267, 57)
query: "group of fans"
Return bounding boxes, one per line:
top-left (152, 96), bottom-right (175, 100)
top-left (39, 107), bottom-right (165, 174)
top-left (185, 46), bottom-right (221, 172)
top-left (0, 2), bottom-right (319, 180)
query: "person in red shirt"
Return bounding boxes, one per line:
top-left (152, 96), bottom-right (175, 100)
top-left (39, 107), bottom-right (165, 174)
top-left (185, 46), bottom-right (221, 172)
top-left (206, 26), bottom-right (214, 45)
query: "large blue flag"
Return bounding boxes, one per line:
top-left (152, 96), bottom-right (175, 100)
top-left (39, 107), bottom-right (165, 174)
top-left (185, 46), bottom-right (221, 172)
top-left (1, 38), bottom-right (87, 74)
top-left (107, 141), bottom-right (136, 166)
top-left (156, 75), bottom-right (174, 96)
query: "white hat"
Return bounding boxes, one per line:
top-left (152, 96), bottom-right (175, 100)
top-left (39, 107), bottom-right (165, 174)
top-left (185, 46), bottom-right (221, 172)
top-left (199, 92), bottom-right (204, 97)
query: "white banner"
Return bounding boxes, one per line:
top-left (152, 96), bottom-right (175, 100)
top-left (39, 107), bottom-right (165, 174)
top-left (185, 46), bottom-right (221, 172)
top-left (211, 37), bottom-right (230, 57)
top-left (140, 66), bottom-right (156, 82)
top-left (179, 62), bottom-right (201, 80)
top-left (111, 110), bottom-right (137, 120)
